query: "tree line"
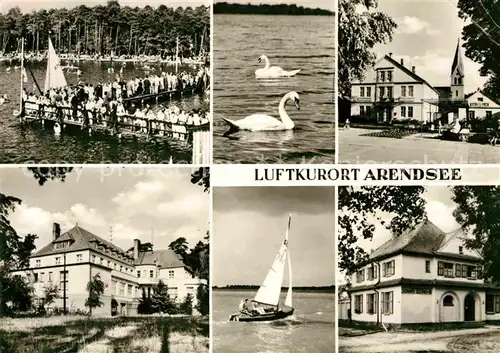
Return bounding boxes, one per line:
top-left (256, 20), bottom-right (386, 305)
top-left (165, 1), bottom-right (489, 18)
top-left (0, 0), bottom-right (210, 58)
top-left (214, 2), bottom-right (333, 16)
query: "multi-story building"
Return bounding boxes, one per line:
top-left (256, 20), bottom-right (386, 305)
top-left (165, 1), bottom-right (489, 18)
top-left (350, 40), bottom-right (500, 124)
top-left (12, 223), bottom-right (205, 316)
top-left (347, 219), bottom-right (500, 327)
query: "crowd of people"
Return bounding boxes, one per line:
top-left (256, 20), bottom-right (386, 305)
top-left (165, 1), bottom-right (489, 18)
top-left (21, 68), bottom-right (210, 137)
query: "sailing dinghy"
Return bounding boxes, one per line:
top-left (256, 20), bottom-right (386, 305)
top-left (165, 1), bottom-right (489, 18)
top-left (229, 214), bottom-right (294, 322)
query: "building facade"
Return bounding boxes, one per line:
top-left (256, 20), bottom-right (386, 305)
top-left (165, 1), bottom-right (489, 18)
top-left (12, 223), bottom-right (205, 316)
top-left (347, 220), bottom-right (500, 327)
top-left (350, 40), bottom-right (500, 124)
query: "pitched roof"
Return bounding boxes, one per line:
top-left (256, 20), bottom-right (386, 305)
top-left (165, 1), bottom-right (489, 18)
top-left (32, 225), bottom-right (134, 263)
top-left (451, 39), bottom-right (464, 77)
top-left (369, 219), bottom-right (447, 261)
top-left (383, 55), bottom-right (441, 96)
top-left (134, 249), bottom-right (185, 269)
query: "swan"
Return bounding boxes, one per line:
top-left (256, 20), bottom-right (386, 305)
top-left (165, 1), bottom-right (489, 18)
top-left (54, 123), bottom-right (61, 135)
top-left (221, 91), bottom-right (299, 131)
top-left (255, 55), bottom-right (301, 78)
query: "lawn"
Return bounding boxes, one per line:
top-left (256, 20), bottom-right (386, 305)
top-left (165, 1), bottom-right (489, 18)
top-left (0, 315), bottom-right (209, 353)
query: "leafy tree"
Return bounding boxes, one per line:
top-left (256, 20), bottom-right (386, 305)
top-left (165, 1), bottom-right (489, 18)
top-left (338, 186), bottom-right (426, 275)
top-left (195, 284), bottom-right (209, 316)
top-left (85, 273), bottom-right (105, 315)
top-left (179, 293), bottom-right (193, 315)
top-left (168, 237), bottom-right (189, 258)
top-left (40, 282), bottom-right (59, 309)
top-left (451, 186), bottom-right (500, 282)
top-left (26, 167), bottom-right (74, 186)
top-left (0, 272), bottom-right (33, 312)
top-left (458, 0), bottom-right (500, 101)
top-left (151, 280), bottom-right (176, 314)
top-left (137, 290), bottom-right (153, 314)
top-left (338, 0), bottom-right (397, 98)
top-left (191, 167), bottom-right (210, 193)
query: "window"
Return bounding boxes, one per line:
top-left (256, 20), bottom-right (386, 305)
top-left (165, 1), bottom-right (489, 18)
top-left (380, 71), bottom-right (386, 82)
top-left (401, 106), bottom-right (406, 118)
top-left (408, 107), bottom-right (414, 118)
top-left (114, 263), bottom-right (117, 270)
top-left (438, 262), bottom-right (454, 277)
top-left (100, 257), bottom-right (103, 264)
top-left (92, 255), bottom-right (96, 263)
top-left (120, 266), bottom-right (123, 272)
top-left (76, 254), bottom-right (83, 262)
top-left (425, 260), bottom-right (431, 273)
top-left (360, 87), bottom-right (365, 97)
top-left (459, 246), bottom-right (463, 254)
top-left (354, 295), bottom-right (363, 314)
top-left (107, 260), bottom-right (110, 267)
top-left (477, 266), bottom-right (483, 279)
top-left (467, 265), bottom-right (477, 279)
top-left (478, 97), bottom-right (484, 102)
top-left (360, 106), bottom-right (365, 115)
top-left (379, 87), bottom-right (385, 98)
top-left (382, 260), bottom-right (395, 277)
top-left (168, 287), bottom-right (178, 299)
top-left (408, 86), bottom-right (414, 97)
top-left (456, 90), bottom-right (458, 97)
top-left (486, 111), bottom-right (492, 118)
top-left (137, 271), bottom-right (141, 278)
top-left (443, 295), bottom-right (454, 306)
top-left (59, 270), bottom-right (68, 291)
top-left (495, 296), bottom-right (500, 313)
top-left (150, 270), bottom-right (154, 278)
top-left (36, 259), bottom-right (41, 267)
top-left (128, 284), bottom-right (132, 296)
top-left (48, 272), bottom-right (53, 282)
top-left (461, 264), bottom-right (467, 278)
top-left (387, 71), bottom-right (393, 82)
top-left (119, 283), bottom-right (125, 296)
top-left (455, 263), bottom-right (462, 277)
top-left (169, 270), bottom-right (174, 279)
top-left (367, 265), bottom-right (377, 280)
top-left (356, 269), bottom-right (365, 283)
top-left (366, 87), bottom-right (372, 97)
top-left (40, 272), bottom-right (45, 282)
top-left (34, 273), bottom-right (38, 282)
top-left (469, 111), bottom-right (475, 120)
top-left (486, 294), bottom-right (494, 313)
top-left (367, 293), bottom-right (376, 314)
top-left (382, 292), bottom-right (393, 314)
top-left (366, 106), bottom-right (372, 116)
top-left (401, 86), bottom-right (406, 97)
top-left (387, 87), bottom-right (393, 99)
top-left (55, 257), bottom-right (61, 265)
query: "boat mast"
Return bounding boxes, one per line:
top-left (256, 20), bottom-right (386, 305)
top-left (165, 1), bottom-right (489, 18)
top-left (19, 37), bottom-right (24, 114)
top-left (175, 36), bottom-right (179, 74)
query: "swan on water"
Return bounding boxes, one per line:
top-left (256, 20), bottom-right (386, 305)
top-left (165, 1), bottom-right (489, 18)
top-left (255, 55), bottom-right (301, 79)
top-left (54, 123), bottom-right (61, 135)
top-left (221, 91), bottom-right (300, 131)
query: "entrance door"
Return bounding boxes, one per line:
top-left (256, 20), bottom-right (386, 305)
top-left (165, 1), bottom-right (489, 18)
top-left (464, 294), bottom-right (475, 321)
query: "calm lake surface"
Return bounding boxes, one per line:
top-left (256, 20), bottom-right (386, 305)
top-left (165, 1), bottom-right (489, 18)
top-left (213, 290), bottom-right (335, 353)
top-left (213, 15), bottom-right (335, 164)
top-left (0, 60), bottom-right (209, 163)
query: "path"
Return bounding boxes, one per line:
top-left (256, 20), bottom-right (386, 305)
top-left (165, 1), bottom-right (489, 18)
top-left (339, 326), bottom-right (500, 353)
top-left (339, 128), bottom-right (500, 164)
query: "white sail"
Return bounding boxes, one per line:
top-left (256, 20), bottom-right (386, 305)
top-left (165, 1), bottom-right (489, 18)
top-left (44, 37), bottom-right (67, 92)
top-left (253, 215), bottom-right (291, 307)
top-left (285, 248), bottom-right (292, 308)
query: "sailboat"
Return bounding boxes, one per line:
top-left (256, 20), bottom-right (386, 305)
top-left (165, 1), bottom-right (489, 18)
top-left (229, 214), bottom-right (294, 322)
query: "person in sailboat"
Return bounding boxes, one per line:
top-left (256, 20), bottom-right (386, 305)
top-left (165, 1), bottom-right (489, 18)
top-left (238, 299), bottom-right (249, 314)
top-left (251, 301), bottom-right (266, 315)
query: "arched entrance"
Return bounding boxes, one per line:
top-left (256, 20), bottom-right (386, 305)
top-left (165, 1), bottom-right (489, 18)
top-left (464, 294), bottom-right (475, 321)
top-left (439, 292), bottom-right (459, 322)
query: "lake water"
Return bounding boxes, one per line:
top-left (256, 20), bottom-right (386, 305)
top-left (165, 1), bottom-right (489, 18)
top-left (213, 290), bottom-right (335, 352)
top-left (213, 15), bottom-right (335, 164)
top-left (0, 60), bottom-right (209, 163)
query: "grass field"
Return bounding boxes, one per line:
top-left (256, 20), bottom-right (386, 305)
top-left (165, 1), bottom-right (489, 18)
top-left (0, 315), bottom-right (209, 353)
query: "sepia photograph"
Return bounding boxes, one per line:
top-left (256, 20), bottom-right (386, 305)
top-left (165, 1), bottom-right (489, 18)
top-left (0, 0), bottom-right (210, 164)
top-left (338, 0), bottom-right (500, 164)
top-left (212, 186), bottom-right (335, 352)
top-left (0, 166), bottom-right (210, 352)
top-left (338, 186), bottom-right (500, 353)
top-left (212, 0), bottom-right (335, 164)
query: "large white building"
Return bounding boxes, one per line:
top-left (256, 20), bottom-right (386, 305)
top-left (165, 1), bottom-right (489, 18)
top-left (346, 219), bottom-right (500, 327)
top-left (12, 223), bottom-right (205, 316)
top-left (350, 40), bottom-right (500, 123)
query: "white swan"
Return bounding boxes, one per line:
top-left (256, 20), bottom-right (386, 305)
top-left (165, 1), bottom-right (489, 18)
top-left (54, 123), bottom-right (61, 135)
top-left (222, 91), bottom-right (299, 131)
top-left (255, 55), bottom-right (301, 79)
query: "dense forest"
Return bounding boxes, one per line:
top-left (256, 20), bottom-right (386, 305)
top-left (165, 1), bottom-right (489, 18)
top-left (213, 2), bottom-right (334, 16)
top-left (213, 285), bottom-right (336, 293)
top-left (0, 1), bottom-right (210, 57)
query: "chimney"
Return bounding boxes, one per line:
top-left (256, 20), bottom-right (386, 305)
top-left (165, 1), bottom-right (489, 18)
top-left (133, 239), bottom-right (140, 259)
top-left (52, 223), bottom-right (60, 241)
top-left (412, 66), bottom-right (416, 73)
top-left (400, 58), bottom-right (404, 66)
top-left (389, 52), bottom-right (393, 57)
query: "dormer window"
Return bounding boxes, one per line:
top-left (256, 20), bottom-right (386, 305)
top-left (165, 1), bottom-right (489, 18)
top-left (478, 97), bottom-right (483, 102)
top-left (459, 246), bottom-right (463, 254)
top-left (54, 241), bottom-right (69, 249)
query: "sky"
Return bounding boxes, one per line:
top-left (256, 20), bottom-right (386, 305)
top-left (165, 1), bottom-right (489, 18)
top-left (367, 0), bottom-right (488, 93)
top-left (0, 167), bottom-right (209, 253)
top-left (338, 186), bottom-right (462, 283)
top-left (2, 0), bottom-right (209, 13)
top-left (215, 0), bottom-right (335, 11)
top-left (213, 187), bottom-right (335, 287)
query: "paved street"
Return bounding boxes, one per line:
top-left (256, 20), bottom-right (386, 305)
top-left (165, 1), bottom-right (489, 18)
top-left (339, 128), bottom-right (500, 164)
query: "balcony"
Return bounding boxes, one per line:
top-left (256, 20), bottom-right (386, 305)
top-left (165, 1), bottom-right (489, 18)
top-left (111, 270), bottom-right (138, 283)
top-left (352, 96), bottom-right (374, 103)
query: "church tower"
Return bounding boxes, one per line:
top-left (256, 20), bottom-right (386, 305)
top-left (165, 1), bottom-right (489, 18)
top-left (451, 39), bottom-right (465, 101)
